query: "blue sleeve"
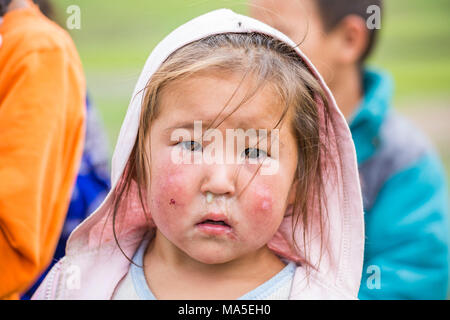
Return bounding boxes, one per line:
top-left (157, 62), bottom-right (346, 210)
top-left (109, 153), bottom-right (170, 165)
top-left (358, 153), bottom-right (449, 299)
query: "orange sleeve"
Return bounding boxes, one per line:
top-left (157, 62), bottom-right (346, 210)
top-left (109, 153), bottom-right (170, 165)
top-left (0, 48), bottom-right (85, 299)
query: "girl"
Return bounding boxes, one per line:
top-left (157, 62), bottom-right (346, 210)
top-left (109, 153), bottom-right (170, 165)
top-left (32, 9), bottom-right (364, 300)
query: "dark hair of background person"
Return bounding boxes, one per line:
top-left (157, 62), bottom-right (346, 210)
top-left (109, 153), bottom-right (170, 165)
top-left (0, 0), bottom-right (12, 16)
top-left (34, 0), bottom-right (55, 20)
top-left (0, 0), bottom-right (56, 20)
top-left (315, 0), bottom-right (383, 63)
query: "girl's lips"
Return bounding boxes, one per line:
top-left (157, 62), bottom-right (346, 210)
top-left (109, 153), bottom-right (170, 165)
top-left (195, 213), bottom-right (233, 236)
top-left (196, 213), bottom-right (231, 227)
top-left (195, 222), bottom-right (233, 236)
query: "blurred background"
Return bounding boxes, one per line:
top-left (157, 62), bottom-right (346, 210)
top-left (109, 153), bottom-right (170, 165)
top-left (51, 0), bottom-right (450, 196)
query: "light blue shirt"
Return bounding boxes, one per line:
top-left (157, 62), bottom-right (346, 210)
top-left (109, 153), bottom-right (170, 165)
top-left (127, 238), bottom-right (296, 300)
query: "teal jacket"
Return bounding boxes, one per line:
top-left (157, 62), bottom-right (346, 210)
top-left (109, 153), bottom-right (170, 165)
top-left (352, 70), bottom-right (449, 299)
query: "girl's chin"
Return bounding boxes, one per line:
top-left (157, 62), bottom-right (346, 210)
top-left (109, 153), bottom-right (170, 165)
top-left (183, 246), bottom-right (240, 265)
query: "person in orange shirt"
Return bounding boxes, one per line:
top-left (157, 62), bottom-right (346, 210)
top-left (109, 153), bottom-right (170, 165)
top-left (0, 0), bottom-right (86, 299)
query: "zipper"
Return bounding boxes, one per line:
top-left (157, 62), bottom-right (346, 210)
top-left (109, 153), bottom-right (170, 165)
top-left (44, 260), bottom-right (62, 300)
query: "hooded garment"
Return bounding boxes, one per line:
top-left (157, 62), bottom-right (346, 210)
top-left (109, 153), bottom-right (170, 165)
top-left (32, 9), bottom-right (365, 300)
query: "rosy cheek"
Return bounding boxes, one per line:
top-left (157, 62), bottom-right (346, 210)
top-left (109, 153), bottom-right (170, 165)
top-left (245, 185), bottom-right (276, 229)
top-left (150, 164), bottom-right (191, 223)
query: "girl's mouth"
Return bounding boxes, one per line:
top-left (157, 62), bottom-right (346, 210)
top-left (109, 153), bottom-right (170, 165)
top-left (195, 214), bottom-right (233, 236)
top-left (198, 219), bottom-right (230, 227)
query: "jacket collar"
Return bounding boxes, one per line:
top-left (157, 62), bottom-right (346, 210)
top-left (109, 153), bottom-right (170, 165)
top-left (349, 69), bottom-right (393, 164)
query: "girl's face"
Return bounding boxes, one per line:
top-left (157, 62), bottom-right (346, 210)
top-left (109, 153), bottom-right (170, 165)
top-left (147, 71), bottom-right (299, 265)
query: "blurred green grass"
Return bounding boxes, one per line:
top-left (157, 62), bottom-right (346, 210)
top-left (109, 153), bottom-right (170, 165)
top-left (54, 0), bottom-right (253, 144)
top-left (53, 0), bottom-right (450, 185)
top-left (370, 0), bottom-right (450, 100)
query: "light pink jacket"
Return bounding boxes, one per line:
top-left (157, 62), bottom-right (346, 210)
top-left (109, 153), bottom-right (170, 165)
top-left (32, 9), bottom-right (365, 300)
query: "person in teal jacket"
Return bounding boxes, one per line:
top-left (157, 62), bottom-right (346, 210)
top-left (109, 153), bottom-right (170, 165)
top-left (354, 69), bottom-right (449, 299)
top-left (251, 0), bottom-right (449, 299)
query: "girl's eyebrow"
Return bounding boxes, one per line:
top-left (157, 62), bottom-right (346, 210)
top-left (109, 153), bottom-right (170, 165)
top-left (164, 118), bottom-right (278, 132)
top-left (164, 120), bottom-right (214, 132)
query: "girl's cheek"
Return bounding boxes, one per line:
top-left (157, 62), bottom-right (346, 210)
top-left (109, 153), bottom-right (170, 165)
top-left (245, 184), bottom-right (277, 229)
top-left (150, 163), bottom-right (192, 223)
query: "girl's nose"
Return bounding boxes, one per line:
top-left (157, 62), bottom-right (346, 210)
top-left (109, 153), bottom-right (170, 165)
top-left (200, 163), bottom-right (236, 197)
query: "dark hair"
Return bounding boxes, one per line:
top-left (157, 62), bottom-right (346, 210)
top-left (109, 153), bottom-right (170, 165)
top-left (315, 0), bottom-right (383, 63)
top-left (0, 0), bottom-right (55, 19)
top-left (34, 0), bottom-right (55, 20)
top-left (0, 0), bottom-right (12, 16)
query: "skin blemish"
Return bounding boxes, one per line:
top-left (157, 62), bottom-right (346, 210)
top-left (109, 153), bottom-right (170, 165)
top-left (249, 186), bottom-right (274, 222)
top-left (261, 199), bottom-right (271, 211)
top-left (169, 198), bottom-right (176, 205)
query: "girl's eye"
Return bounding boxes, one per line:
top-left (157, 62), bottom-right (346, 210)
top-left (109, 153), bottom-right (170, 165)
top-left (179, 141), bottom-right (202, 152)
top-left (243, 148), bottom-right (268, 159)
